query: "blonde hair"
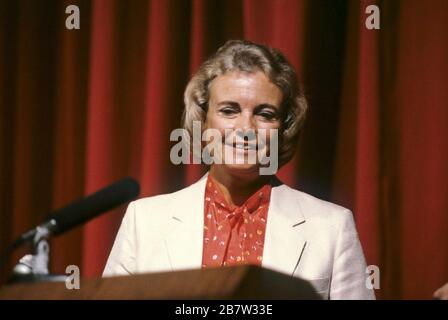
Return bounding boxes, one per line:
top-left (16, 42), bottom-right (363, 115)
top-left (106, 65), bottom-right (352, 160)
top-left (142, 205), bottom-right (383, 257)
top-left (183, 40), bottom-right (308, 167)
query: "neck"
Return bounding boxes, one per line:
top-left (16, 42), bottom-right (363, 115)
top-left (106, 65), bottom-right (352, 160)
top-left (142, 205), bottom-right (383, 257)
top-left (209, 166), bottom-right (271, 206)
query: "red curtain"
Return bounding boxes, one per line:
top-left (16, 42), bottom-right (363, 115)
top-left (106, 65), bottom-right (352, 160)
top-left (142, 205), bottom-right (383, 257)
top-left (1, 0), bottom-right (447, 299)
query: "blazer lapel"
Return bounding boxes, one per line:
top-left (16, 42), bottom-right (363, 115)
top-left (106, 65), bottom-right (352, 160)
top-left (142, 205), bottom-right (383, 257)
top-left (262, 182), bottom-right (307, 276)
top-left (164, 175), bottom-right (207, 271)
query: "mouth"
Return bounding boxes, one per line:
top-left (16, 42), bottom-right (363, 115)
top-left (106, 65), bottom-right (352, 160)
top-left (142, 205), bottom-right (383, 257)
top-left (226, 142), bottom-right (257, 151)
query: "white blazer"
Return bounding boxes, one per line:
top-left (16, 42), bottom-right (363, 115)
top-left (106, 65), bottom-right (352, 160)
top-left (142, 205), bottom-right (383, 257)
top-left (103, 174), bottom-right (375, 300)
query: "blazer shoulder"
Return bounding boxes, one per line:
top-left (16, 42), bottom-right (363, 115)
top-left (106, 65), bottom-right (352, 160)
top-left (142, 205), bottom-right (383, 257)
top-left (129, 178), bottom-right (206, 218)
top-left (130, 186), bottom-right (187, 212)
top-left (279, 184), bottom-right (353, 221)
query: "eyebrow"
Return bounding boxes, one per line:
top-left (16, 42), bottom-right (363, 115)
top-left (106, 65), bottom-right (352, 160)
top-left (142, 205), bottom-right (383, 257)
top-left (217, 101), bottom-right (240, 107)
top-left (217, 101), bottom-right (279, 111)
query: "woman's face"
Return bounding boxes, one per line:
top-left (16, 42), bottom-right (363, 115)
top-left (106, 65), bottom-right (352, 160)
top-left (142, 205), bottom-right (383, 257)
top-left (204, 70), bottom-right (283, 175)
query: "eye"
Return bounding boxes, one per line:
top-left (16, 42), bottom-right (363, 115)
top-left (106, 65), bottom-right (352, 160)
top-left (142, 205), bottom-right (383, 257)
top-left (257, 110), bottom-right (278, 121)
top-left (219, 106), bottom-right (239, 116)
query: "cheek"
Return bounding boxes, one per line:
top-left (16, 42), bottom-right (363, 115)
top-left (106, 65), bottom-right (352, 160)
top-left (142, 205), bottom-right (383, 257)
top-left (205, 113), bottom-right (234, 130)
top-left (261, 125), bottom-right (281, 146)
top-left (204, 114), bottom-right (231, 143)
top-left (204, 113), bottom-right (214, 130)
top-left (255, 119), bottom-right (281, 134)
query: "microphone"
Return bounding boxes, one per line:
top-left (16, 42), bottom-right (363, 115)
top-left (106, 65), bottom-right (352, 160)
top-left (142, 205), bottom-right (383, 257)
top-left (12, 177), bottom-right (140, 248)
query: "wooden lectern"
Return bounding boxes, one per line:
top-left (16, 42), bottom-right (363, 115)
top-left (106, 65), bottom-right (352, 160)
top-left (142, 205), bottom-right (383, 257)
top-left (0, 265), bottom-right (320, 299)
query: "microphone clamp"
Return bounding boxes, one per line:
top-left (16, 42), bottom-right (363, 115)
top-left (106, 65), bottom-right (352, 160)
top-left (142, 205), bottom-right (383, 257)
top-left (12, 219), bottom-right (56, 279)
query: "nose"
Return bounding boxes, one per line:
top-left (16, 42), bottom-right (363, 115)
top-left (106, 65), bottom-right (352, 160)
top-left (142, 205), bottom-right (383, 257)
top-left (235, 112), bottom-right (256, 141)
top-left (236, 112), bottom-right (255, 131)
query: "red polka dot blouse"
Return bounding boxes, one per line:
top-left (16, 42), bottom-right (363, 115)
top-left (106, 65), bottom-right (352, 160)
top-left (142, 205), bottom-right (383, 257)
top-left (201, 175), bottom-right (272, 268)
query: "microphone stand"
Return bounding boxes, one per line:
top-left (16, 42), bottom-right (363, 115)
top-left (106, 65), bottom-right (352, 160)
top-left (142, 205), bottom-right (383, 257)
top-left (10, 220), bottom-right (66, 283)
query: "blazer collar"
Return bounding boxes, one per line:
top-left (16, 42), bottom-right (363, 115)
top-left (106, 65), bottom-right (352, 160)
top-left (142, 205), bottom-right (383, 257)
top-left (164, 173), bottom-right (307, 275)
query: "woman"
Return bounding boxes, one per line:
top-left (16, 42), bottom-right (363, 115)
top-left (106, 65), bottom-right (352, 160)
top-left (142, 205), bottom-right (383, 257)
top-left (103, 40), bottom-right (375, 300)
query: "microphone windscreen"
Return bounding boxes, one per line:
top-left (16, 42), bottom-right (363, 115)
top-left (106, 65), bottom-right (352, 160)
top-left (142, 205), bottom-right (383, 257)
top-left (46, 177), bottom-right (140, 235)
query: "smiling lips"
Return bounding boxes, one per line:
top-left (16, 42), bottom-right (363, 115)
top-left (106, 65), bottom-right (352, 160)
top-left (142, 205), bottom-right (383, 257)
top-left (224, 142), bottom-right (260, 152)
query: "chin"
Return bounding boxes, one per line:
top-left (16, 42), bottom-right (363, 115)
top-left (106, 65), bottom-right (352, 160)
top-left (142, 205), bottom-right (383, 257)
top-left (223, 163), bottom-right (261, 176)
